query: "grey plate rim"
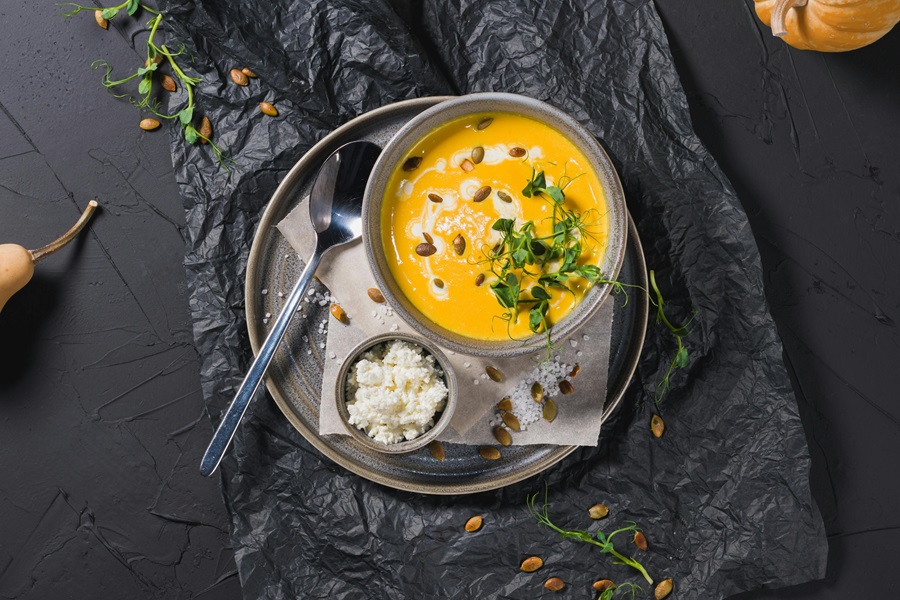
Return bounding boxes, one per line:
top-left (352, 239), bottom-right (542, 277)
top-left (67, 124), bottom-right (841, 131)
top-left (245, 96), bottom-right (648, 495)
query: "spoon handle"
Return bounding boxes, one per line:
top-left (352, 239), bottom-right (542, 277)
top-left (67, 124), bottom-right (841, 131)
top-left (200, 247), bottom-right (323, 477)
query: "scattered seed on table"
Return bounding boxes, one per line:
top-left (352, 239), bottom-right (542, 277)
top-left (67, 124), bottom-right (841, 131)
top-left (140, 118), bottom-right (161, 131)
top-left (465, 515), bottom-right (483, 532)
top-left (161, 74), bottom-right (177, 92)
top-left (428, 440), bottom-right (445, 461)
top-left (260, 102), bottom-right (278, 117)
top-left (544, 577), bottom-right (565, 592)
top-left (199, 117), bottom-right (213, 144)
top-left (479, 447), bottom-right (501, 460)
top-left (520, 556), bottom-right (543, 572)
top-left (651, 414), bottom-right (665, 438)
top-left (634, 531), bottom-right (648, 550)
top-left (230, 68), bottom-right (249, 85)
top-left (655, 579), bottom-right (674, 599)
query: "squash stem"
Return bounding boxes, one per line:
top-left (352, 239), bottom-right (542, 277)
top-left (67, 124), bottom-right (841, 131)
top-left (771, 0), bottom-right (808, 37)
top-left (30, 200), bottom-right (99, 264)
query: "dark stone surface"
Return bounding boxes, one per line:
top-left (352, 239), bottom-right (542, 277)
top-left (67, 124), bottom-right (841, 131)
top-left (0, 1), bottom-right (896, 598)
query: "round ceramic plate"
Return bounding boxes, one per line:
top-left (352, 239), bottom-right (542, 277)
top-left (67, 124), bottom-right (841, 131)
top-left (245, 97), bottom-right (648, 495)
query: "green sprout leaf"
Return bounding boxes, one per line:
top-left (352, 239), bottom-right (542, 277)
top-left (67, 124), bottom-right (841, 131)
top-left (546, 185), bottom-right (565, 203)
top-left (137, 74), bottom-right (152, 95)
top-left (100, 7), bottom-right (119, 19)
top-left (126, 0), bottom-right (139, 15)
top-left (184, 125), bottom-right (199, 144)
top-left (179, 106), bottom-right (194, 125)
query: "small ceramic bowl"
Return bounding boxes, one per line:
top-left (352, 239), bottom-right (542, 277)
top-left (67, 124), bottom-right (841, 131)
top-left (362, 92), bottom-right (628, 357)
top-left (335, 333), bottom-right (457, 454)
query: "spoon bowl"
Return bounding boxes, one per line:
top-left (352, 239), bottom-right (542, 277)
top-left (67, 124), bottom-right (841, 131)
top-left (200, 140), bottom-right (381, 477)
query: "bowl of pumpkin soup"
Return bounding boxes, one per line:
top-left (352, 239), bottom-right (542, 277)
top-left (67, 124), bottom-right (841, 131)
top-left (363, 93), bottom-right (628, 357)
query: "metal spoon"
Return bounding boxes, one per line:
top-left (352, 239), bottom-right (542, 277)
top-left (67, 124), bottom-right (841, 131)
top-left (200, 140), bottom-right (382, 477)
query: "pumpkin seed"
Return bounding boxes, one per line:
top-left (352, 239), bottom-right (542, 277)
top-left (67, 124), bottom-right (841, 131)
top-left (433, 278), bottom-right (444, 289)
top-left (531, 382), bottom-right (544, 403)
top-left (230, 68), bottom-right (249, 86)
top-left (493, 426), bottom-right (511, 446)
top-left (402, 156), bottom-right (423, 171)
top-left (650, 414), bottom-right (665, 438)
top-left (428, 193), bottom-right (443, 203)
top-left (367, 288), bottom-right (385, 303)
top-left (161, 74), bottom-right (177, 92)
top-left (478, 447), bottom-right (501, 460)
top-left (428, 440), bottom-right (445, 461)
top-left (260, 102), bottom-right (278, 117)
top-left (509, 146), bottom-right (527, 157)
top-left (654, 579), bottom-right (673, 600)
top-left (198, 116), bottom-right (213, 144)
top-left (593, 580), bottom-right (615, 592)
top-left (588, 503), bottom-right (609, 519)
top-left (473, 185), bottom-right (491, 202)
top-left (542, 398), bottom-right (557, 422)
top-left (496, 190), bottom-right (513, 203)
top-left (559, 380), bottom-right (574, 395)
top-left (465, 515), bottom-right (483, 532)
top-left (634, 531), bottom-right (648, 551)
top-left (241, 67), bottom-right (258, 78)
top-left (497, 397), bottom-right (512, 411)
top-left (475, 273), bottom-right (485, 286)
top-left (422, 232), bottom-right (434, 245)
top-left (139, 118), bottom-right (161, 131)
top-left (471, 146), bottom-right (485, 164)
top-left (520, 556), bottom-right (543, 572)
top-left (460, 158), bottom-right (474, 172)
top-left (544, 577), bottom-right (565, 592)
top-left (415, 243), bottom-right (437, 257)
top-left (569, 364), bottom-right (581, 377)
top-left (95, 10), bottom-right (109, 29)
top-left (501, 411), bottom-right (520, 431)
top-left (453, 234), bottom-right (466, 256)
top-left (485, 366), bottom-right (503, 382)
top-left (476, 117), bottom-right (493, 130)
top-left (329, 303), bottom-right (348, 323)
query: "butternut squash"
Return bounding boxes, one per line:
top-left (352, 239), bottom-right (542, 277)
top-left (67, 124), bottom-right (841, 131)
top-left (755, 0), bottom-right (900, 52)
top-left (0, 200), bottom-right (98, 313)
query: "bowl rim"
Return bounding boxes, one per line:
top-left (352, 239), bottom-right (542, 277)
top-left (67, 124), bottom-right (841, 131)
top-left (363, 92), bottom-right (628, 357)
top-left (334, 332), bottom-right (458, 454)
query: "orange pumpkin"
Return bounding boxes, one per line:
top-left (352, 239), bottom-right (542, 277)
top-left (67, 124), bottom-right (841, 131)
top-left (755, 0), bottom-right (900, 51)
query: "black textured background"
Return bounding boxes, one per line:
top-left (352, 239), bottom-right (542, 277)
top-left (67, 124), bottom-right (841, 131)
top-left (0, 0), bottom-right (897, 599)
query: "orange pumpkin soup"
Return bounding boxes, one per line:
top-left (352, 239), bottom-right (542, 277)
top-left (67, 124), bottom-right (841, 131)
top-left (381, 113), bottom-right (609, 341)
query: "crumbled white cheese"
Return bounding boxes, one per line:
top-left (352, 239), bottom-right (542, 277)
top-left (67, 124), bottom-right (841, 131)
top-left (345, 340), bottom-right (448, 444)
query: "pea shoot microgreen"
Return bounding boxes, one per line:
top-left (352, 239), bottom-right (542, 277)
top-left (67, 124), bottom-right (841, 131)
top-left (649, 269), bottom-right (695, 404)
top-left (599, 582), bottom-right (643, 600)
top-left (527, 486), bottom-right (654, 585)
top-left (482, 167), bottom-right (605, 358)
top-left (60, 1), bottom-right (229, 166)
top-left (483, 168), bottom-right (694, 402)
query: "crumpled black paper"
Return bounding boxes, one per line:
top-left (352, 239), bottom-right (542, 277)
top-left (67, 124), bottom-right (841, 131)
top-left (163, 0), bottom-right (827, 598)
